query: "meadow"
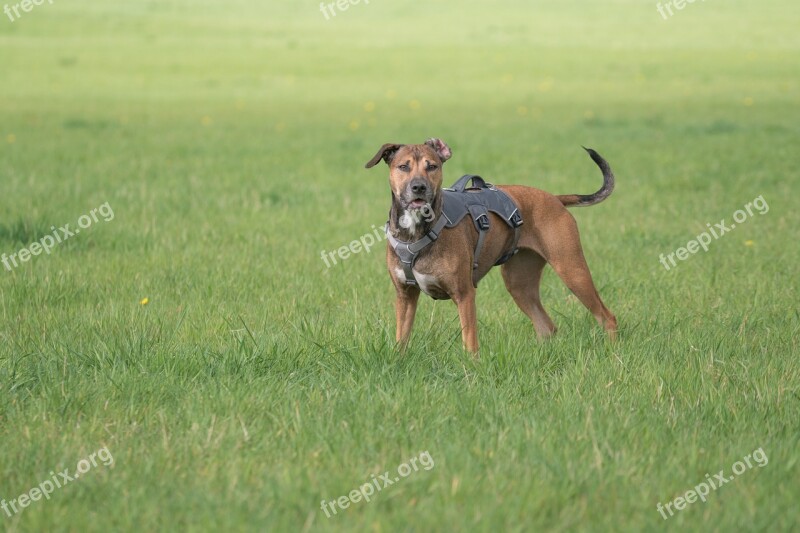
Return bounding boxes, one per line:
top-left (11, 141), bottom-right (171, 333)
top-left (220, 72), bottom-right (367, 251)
top-left (1, 0), bottom-right (798, 531)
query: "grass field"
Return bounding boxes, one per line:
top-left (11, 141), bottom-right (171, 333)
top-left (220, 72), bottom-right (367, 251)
top-left (1, 0), bottom-right (799, 531)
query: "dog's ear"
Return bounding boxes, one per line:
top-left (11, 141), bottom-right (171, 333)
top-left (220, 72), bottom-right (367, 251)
top-left (424, 138), bottom-right (452, 163)
top-left (365, 143), bottom-right (404, 168)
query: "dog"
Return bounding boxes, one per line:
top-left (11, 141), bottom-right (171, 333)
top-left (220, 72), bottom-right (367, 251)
top-left (365, 138), bottom-right (617, 354)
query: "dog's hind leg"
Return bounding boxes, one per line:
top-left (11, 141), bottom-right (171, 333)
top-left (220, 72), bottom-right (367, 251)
top-left (501, 249), bottom-right (557, 339)
top-left (546, 235), bottom-right (617, 340)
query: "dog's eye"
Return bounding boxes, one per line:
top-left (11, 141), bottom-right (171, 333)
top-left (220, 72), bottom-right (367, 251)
top-left (426, 164), bottom-right (439, 172)
top-left (398, 164), bottom-right (410, 172)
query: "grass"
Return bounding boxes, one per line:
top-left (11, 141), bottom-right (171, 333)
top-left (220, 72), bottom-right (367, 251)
top-left (1, 0), bottom-right (798, 531)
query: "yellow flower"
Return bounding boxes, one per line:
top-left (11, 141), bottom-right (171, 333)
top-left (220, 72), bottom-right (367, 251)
top-left (140, 297), bottom-right (149, 306)
top-left (517, 106), bottom-right (528, 116)
top-left (363, 101), bottom-right (375, 112)
top-left (6, 134), bottom-right (16, 143)
top-left (408, 99), bottom-right (421, 110)
top-left (201, 116), bottom-right (213, 126)
top-left (743, 97), bottom-right (754, 106)
top-left (744, 240), bottom-right (754, 247)
top-left (349, 120), bottom-right (360, 131)
top-left (537, 77), bottom-right (554, 92)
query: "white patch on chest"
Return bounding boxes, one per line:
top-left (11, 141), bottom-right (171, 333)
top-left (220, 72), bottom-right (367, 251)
top-left (398, 210), bottom-right (419, 234)
top-left (394, 267), bottom-right (443, 296)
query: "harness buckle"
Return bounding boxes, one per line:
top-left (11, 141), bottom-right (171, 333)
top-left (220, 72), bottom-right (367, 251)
top-left (475, 213), bottom-right (490, 230)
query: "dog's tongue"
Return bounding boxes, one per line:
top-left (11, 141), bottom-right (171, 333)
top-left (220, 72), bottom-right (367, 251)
top-left (409, 199), bottom-right (427, 208)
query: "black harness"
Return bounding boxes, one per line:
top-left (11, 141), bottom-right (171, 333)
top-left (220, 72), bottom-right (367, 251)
top-left (386, 175), bottom-right (523, 288)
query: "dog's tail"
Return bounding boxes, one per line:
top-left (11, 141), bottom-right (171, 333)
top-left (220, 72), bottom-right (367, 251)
top-left (557, 147), bottom-right (615, 207)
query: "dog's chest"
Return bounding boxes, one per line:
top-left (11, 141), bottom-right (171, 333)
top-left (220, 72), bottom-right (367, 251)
top-left (394, 267), bottom-right (449, 299)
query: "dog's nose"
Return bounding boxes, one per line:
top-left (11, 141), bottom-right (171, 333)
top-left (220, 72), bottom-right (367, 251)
top-left (410, 179), bottom-right (427, 195)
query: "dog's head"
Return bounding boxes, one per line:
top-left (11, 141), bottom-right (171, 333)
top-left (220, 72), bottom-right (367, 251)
top-left (365, 138), bottom-right (452, 210)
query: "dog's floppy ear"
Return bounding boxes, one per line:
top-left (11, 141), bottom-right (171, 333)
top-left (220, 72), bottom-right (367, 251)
top-left (424, 138), bottom-right (452, 163)
top-left (365, 143), bottom-right (404, 168)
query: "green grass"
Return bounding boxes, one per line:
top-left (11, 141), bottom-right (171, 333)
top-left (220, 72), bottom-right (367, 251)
top-left (1, 0), bottom-right (798, 531)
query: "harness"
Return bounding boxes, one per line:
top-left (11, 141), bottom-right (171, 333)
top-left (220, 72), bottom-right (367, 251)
top-left (386, 175), bottom-right (523, 288)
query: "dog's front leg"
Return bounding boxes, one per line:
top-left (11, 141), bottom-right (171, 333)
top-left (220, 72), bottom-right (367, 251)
top-left (395, 286), bottom-right (420, 350)
top-left (453, 290), bottom-right (479, 355)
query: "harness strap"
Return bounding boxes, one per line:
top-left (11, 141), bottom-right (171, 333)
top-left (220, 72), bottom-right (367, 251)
top-left (472, 226), bottom-right (487, 288)
top-left (385, 214), bottom-right (449, 286)
top-left (401, 260), bottom-right (415, 287)
top-left (446, 174), bottom-right (491, 193)
top-left (495, 208), bottom-right (523, 265)
top-left (511, 223), bottom-right (521, 257)
top-left (467, 205), bottom-right (489, 288)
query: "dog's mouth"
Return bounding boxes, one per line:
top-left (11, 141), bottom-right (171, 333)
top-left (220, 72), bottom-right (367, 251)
top-left (407, 199), bottom-right (428, 209)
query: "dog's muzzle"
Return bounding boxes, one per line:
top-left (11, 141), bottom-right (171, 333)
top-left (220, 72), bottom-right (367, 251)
top-left (405, 178), bottom-right (433, 208)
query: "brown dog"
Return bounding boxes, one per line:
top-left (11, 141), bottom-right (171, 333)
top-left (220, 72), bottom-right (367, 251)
top-left (365, 138), bottom-right (617, 354)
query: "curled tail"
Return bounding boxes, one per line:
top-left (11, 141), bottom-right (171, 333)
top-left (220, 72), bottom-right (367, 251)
top-left (557, 147), bottom-right (615, 207)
